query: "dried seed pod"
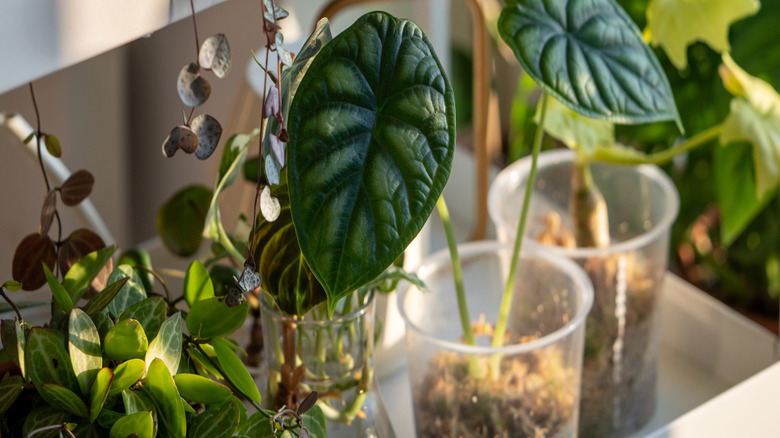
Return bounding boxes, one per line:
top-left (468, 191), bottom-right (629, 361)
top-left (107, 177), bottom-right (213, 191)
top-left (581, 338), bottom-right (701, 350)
top-left (192, 114), bottom-right (222, 160)
top-left (177, 62), bottom-right (211, 107)
top-left (162, 125), bottom-right (198, 157)
top-left (199, 33), bottom-right (231, 79)
top-left (60, 170), bottom-right (95, 206)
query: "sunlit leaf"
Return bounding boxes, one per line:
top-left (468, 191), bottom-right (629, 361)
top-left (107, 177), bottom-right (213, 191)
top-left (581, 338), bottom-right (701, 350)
top-left (105, 319), bottom-right (148, 361)
top-left (68, 308), bottom-right (102, 394)
top-left (193, 114), bottom-right (223, 160)
top-left (89, 311), bottom-right (114, 345)
top-left (188, 397), bottom-right (240, 438)
top-left (25, 327), bottom-right (80, 393)
top-left (178, 62), bottom-right (211, 107)
top-left (118, 296), bottom-right (166, 340)
top-left (107, 265), bottom-right (147, 318)
top-left (89, 367), bottom-right (113, 423)
top-left (12, 233), bottom-right (56, 290)
top-left (61, 242), bottom-right (115, 303)
top-left (199, 33), bottom-right (232, 79)
top-left (157, 185), bottom-right (213, 257)
top-left (287, 12), bottom-right (455, 313)
top-left (186, 297), bottom-right (248, 339)
top-left (498, 0), bottom-right (680, 128)
top-left (109, 411), bottom-right (154, 438)
top-left (40, 189), bottom-right (56, 236)
top-left (173, 373), bottom-right (232, 405)
top-left (82, 277), bottom-right (130, 316)
top-left (116, 248), bottom-right (154, 294)
top-left (184, 261), bottom-right (215, 307)
top-left (60, 170), bottom-right (95, 206)
top-left (59, 229), bottom-right (112, 299)
top-left (212, 336), bottom-right (261, 403)
top-left (259, 185), bottom-right (280, 222)
top-left (43, 263), bottom-right (73, 313)
top-left (145, 313), bottom-right (182, 374)
top-left (108, 359), bottom-right (145, 398)
top-left (40, 382), bottom-right (89, 417)
top-left (2, 280), bottom-right (22, 292)
top-left (537, 96), bottom-right (614, 155)
top-left (145, 358), bottom-right (186, 438)
top-left (646, 0), bottom-right (760, 69)
top-left (163, 125), bottom-right (199, 157)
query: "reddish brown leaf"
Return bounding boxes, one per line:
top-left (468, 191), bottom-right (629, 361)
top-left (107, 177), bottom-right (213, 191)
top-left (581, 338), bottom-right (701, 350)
top-left (12, 233), bottom-right (57, 290)
top-left (40, 190), bottom-right (57, 236)
top-left (59, 229), bottom-right (112, 298)
top-left (60, 170), bottom-right (95, 206)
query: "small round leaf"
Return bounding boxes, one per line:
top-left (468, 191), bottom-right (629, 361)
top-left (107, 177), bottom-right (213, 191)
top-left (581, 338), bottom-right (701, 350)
top-left (177, 62), bottom-right (211, 107)
top-left (104, 319), bottom-right (148, 361)
top-left (12, 233), bottom-right (56, 290)
top-left (60, 169), bottom-right (95, 206)
top-left (259, 185), bottom-right (280, 222)
top-left (192, 114), bottom-right (223, 160)
top-left (162, 125), bottom-right (198, 157)
top-left (199, 33), bottom-right (232, 79)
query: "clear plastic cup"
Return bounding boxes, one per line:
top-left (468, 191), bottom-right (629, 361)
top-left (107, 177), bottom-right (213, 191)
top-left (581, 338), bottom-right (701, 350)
top-left (398, 240), bottom-right (593, 437)
top-left (488, 149), bottom-right (679, 436)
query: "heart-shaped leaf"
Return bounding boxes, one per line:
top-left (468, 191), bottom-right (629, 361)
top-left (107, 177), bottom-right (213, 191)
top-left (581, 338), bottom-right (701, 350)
top-left (25, 327), bottom-right (80, 394)
top-left (163, 125), bottom-right (199, 157)
top-left (107, 265), bottom-right (147, 318)
top-left (60, 169), bottom-right (95, 206)
top-left (185, 297), bottom-right (248, 339)
top-left (259, 185), bottom-right (280, 222)
top-left (40, 189), bottom-right (56, 236)
top-left (239, 267), bottom-right (261, 292)
top-left (89, 367), bottom-right (113, 422)
top-left (252, 186), bottom-right (327, 315)
top-left (110, 411), bottom-right (154, 438)
top-left (173, 373), bottom-right (232, 405)
top-left (145, 313), bottom-right (182, 374)
top-left (178, 62), bottom-right (211, 107)
top-left (118, 296), bottom-right (166, 340)
top-left (109, 359), bottom-right (145, 397)
top-left (199, 33), bottom-right (232, 79)
top-left (144, 358), bottom-right (186, 438)
top-left (157, 185), bottom-right (213, 257)
top-left (498, 0), bottom-right (681, 129)
top-left (193, 114), bottom-right (223, 160)
top-left (287, 12), bottom-right (456, 312)
top-left (68, 308), bottom-right (102, 395)
top-left (12, 233), bottom-right (56, 290)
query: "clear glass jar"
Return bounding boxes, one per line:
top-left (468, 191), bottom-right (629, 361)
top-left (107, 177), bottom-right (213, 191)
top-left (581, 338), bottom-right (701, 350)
top-left (260, 289), bottom-right (396, 438)
top-left (489, 149), bottom-right (680, 436)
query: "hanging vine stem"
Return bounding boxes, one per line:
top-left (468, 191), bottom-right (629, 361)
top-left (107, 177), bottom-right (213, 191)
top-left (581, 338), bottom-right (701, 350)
top-left (0, 287), bottom-right (23, 321)
top-left (26, 423), bottom-right (76, 438)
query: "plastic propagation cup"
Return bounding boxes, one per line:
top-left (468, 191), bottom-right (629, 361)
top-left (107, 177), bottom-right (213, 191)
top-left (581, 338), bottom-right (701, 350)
top-left (399, 240), bottom-right (593, 437)
top-left (488, 149), bottom-right (680, 436)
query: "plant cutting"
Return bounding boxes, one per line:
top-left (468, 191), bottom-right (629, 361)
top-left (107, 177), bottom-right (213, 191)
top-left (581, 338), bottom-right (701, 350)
top-left (0, 85), bottom-right (327, 437)
top-left (488, 0), bottom-right (780, 436)
top-left (157, 2), bottom-right (456, 436)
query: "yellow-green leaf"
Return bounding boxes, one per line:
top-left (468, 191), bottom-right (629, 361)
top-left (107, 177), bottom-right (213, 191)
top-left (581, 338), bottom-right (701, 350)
top-left (184, 260), bottom-right (215, 307)
top-left (68, 308), bottom-right (102, 395)
top-left (109, 411), bottom-right (154, 438)
top-left (108, 358), bottom-right (145, 397)
top-left (536, 96), bottom-right (614, 155)
top-left (173, 373), bottom-right (232, 405)
top-left (646, 0), bottom-right (759, 69)
top-left (43, 263), bottom-right (73, 313)
top-left (145, 312), bottom-right (182, 374)
top-left (212, 337), bottom-right (261, 404)
top-left (185, 297), bottom-right (248, 339)
top-left (145, 358), bottom-right (186, 438)
top-left (104, 319), bottom-right (148, 361)
top-left (89, 367), bottom-right (113, 422)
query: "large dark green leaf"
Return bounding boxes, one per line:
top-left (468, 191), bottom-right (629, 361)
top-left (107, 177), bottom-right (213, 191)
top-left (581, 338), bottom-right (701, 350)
top-left (39, 382), bottom-right (89, 417)
top-left (22, 406), bottom-right (68, 438)
top-left (107, 265), bottom-right (147, 318)
top-left (498, 0), bottom-right (681, 128)
top-left (0, 373), bottom-right (24, 414)
top-left (25, 327), bottom-right (80, 394)
top-left (157, 185), bottom-right (213, 257)
top-left (287, 12), bottom-right (456, 313)
top-left (253, 185), bottom-right (326, 316)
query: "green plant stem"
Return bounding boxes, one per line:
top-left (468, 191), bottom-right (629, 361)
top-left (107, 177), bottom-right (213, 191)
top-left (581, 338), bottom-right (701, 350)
top-left (216, 221), bottom-right (245, 265)
top-left (590, 124), bottom-right (723, 166)
top-left (491, 92), bottom-right (549, 349)
top-left (436, 196), bottom-right (475, 346)
top-left (0, 287), bottom-right (23, 321)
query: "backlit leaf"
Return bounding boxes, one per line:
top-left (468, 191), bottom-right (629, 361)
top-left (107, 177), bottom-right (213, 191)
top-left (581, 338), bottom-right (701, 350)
top-left (287, 12), bottom-right (455, 313)
top-left (145, 358), bottom-right (186, 438)
top-left (173, 373), bottom-right (232, 405)
top-left (89, 367), bottom-right (113, 422)
top-left (59, 229), bottom-right (112, 299)
top-left (184, 261), bottom-right (215, 307)
top-left (536, 96), bottom-right (614, 155)
top-left (499, 0), bottom-right (680, 128)
top-left (646, 0), bottom-right (759, 69)
top-left (68, 308), bottom-right (102, 394)
top-left (105, 319), bottom-right (148, 361)
top-left (109, 359), bottom-right (146, 397)
top-left (109, 411), bottom-right (154, 438)
top-left (212, 336), bottom-right (261, 403)
top-left (107, 265), bottom-right (147, 318)
top-left (186, 297), bottom-right (248, 339)
top-left (60, 170), bottom-right (95, 206)
top-left (44, 263), bottom-right (74, 313)
top-left (145, 313), bottom-right (182, 374)
top-left (62, 244), bottom-right (116, 303)
top-left (82, 277), bottom-right (130, 316)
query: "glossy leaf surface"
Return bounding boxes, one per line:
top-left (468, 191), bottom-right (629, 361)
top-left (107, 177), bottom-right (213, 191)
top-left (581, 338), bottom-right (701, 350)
top-left (107, 265), bottom-right (147, 318)
top-left (118, 296), bottom-right (166, 340)
top-left (212, 336), bottom-right (261, 403)
top-left (25, 327), bottom-right (80, 393)
top-left (89, 367), bottom-right (113, 422)
top-left (186, 297), bottom-right (248, 339)
top-left (499, 0), bottom-right (680, 128)
top-left (108, 358), bottom-right (146, 397)
top-left (62, 245), bottom-right (116, 303)
top-left (40, 382), bottom-right (89, 417)
top-left (44, 263), bottom-right (73, 313)
top-left (0, 373), bottom-right (24, 414)
top-left (110, 411), bottom-right (154, 438)
top-left (145, 358), bottom-right (186, 438)
top-left (145, 312), bottom-right (182, 374)
top-left (157, 185), bottom-right (213, 256)
top-left (173, 373), bottom-right (232, 405)
top-left (288, 12), bottom-right (455, 312)
top-left (184, 260), bottom-right (215, 307)
top-left (68, 308), bottom-right (102, 394)
top-left (104, 319), bottom-right (148, 361)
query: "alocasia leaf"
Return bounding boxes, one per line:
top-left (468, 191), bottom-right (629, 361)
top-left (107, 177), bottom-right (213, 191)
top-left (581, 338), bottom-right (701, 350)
top-left (645, 0), bottom-right (759, 69)
top-left (536, 96), bottom-right (614, 155)
top-left (498, 0), bottom-right (681, 129)
top-left (287, 12), bottom-right (456, 314)
top-left (719, 54), bottom-right (780, 199)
